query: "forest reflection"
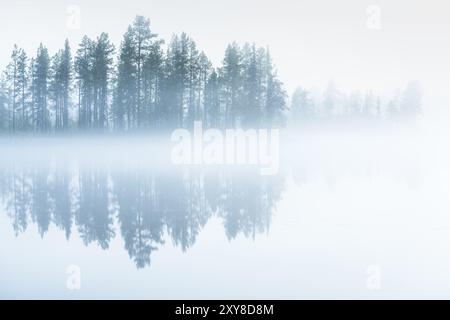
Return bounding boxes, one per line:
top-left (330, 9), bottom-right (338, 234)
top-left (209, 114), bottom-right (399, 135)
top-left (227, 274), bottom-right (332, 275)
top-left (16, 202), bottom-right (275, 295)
top-left (0, 164), bottom-right (285, 268)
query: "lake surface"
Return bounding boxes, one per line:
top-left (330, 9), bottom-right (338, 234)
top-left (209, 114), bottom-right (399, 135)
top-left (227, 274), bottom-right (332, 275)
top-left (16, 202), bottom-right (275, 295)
top-left (1, 127), bottom-right (450, 299)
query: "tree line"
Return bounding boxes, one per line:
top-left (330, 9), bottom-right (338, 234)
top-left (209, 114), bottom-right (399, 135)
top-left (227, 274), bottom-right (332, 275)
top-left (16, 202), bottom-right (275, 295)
top-left (290, 80), bottom-right (422, 125)
top-left (0, 16), bottom-right (287, 134)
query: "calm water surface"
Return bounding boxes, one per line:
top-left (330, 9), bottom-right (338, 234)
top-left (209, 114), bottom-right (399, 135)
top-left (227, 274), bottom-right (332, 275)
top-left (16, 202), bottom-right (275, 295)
top-left (1, 130), bottom-right (450, 299)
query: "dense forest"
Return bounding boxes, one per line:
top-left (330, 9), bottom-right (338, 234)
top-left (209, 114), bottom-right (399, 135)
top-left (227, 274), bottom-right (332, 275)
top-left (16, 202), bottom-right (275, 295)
top-left (0, 15), bottom-right (421, 134)
top-left (0, 15), bottom-right (286, 133)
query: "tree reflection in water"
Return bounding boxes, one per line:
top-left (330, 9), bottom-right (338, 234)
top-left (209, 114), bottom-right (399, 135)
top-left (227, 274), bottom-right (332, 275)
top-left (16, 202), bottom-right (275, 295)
top-left (0, 163), bottom-right (285, 269)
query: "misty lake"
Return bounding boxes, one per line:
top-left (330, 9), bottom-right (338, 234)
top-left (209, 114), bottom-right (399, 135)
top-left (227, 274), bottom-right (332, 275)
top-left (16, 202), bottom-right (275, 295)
top-left (1, 127), bottom-right (450, 299)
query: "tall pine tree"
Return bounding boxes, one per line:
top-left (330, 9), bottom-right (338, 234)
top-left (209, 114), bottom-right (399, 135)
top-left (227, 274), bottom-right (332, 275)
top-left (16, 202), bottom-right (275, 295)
top-left (32, 44), bottom-right (50, 132)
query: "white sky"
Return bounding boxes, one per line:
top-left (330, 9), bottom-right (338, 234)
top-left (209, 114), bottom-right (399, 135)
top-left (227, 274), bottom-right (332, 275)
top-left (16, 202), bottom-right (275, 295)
top-left (0, 0), bottom-right (449, 108)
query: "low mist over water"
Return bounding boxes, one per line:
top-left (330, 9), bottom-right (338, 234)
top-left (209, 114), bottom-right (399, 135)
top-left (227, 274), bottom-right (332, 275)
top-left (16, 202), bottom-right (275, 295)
top-left (2, 124), bottom-right (450, 298)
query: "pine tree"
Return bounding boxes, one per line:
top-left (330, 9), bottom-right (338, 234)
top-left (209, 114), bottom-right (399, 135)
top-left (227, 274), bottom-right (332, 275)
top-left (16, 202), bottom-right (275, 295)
top-left (113, 27), bottom-right (136, 130)
top-left (16, 49), bottom-right (29, 131)
top-left (220, 43), bottom-right (242, 127)
top-left (32, 44), bottom-right (50, 132)
top-left (61, 40), bottom-right (72, 130)
top-left (143, 38), bottom-right (164, 127)
top-left (50, 40), bottom-right (72, 131)
top-left (400, 80), bottom-right (421, 119)
top-left (186, 39), bottom-right (200, 126)
top-left (75, 36), bottom-right (94, 129)
top-left (204, 70), bottom-right (220, 128)
top-left (163, 34), bottom-right (190, 127)
top-left (92, 33), bottom-right (115, 130)
top-left (0, 75), bottom-right (8, 132)
top-left (265, 69), bottom-right (286, 127)
top-left (114, 16), bottom-right (158, 130)
top-left (132, 16), bottom-right (156, 127)
top-left (291, 87), bottom-right (314, 123)
top-left (4, 45), bottom-right (22, 132)
top-left (264, 49), bottom-right (286, 127)
top-left (50, 51), bottom-right (62, 129)
top-left (241, 43), bottom-right (260, 127)
top-left (198, 52), bottom-right (212, 125)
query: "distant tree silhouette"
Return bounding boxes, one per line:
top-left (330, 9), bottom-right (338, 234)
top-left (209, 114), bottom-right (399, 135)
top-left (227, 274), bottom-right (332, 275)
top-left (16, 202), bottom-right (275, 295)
top-left (400, 80), bottom-right (422, 119)
top-left (290, 87), bottom-right (314, 124)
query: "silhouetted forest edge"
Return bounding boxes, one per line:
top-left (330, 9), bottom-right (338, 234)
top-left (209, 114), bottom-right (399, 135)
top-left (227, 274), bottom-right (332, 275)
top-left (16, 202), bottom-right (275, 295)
top-left (0, 15), bottom-right (422, 135)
